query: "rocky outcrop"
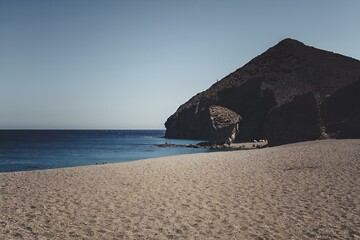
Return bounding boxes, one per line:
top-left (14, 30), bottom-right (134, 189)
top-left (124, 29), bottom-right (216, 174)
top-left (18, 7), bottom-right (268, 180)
top-left (165, 38), bottom-right (360, 145)
top-left (263, 92), bottom-right (321, 146)
top-left (320, 80), bottom-right (360, 138)
top-left (208, 105), bottom-right (241, 145)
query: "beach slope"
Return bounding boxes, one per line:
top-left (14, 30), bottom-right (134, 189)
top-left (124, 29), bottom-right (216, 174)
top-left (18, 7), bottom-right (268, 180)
top-left (1, 139), bottom-right (360, 239)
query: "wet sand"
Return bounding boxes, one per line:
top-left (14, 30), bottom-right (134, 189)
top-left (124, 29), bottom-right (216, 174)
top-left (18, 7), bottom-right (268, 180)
top-left (1, 139), bottom-right (360, 239)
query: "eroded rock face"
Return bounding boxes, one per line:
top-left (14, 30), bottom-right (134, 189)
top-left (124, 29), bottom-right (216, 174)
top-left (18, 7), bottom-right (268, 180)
top-left (321, 80), bottom-right (360, 138)
top-left (165, 38), bottom-right (360, 145)
top-left (263, 92), bottom-right (321, 146)
top-left (208, 105), bottom-right (241, 145)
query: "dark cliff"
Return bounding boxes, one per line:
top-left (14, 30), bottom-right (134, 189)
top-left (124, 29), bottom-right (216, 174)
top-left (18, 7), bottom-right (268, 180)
top-left (165, 39), bottom-right (360, 146)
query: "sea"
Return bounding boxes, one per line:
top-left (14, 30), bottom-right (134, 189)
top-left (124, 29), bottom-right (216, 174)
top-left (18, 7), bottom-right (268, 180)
top-left (0, 130), bottom-right (208, 173)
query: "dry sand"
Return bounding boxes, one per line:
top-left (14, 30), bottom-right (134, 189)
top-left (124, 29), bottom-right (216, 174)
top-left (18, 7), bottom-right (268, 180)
top-left (1, 139), bottom-right (360, 239)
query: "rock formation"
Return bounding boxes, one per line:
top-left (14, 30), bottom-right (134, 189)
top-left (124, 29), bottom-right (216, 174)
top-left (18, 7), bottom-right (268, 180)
top-left (263, 92), bottom-right (321, 145)
top-left (320, 79), bottom-right (360, 139)
top-left (165, 38), bottom-right (360, 146)
top-left (208, 105), bottom-right (241, 145)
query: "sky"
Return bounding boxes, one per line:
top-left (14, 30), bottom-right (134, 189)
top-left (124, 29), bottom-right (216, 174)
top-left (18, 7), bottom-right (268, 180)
top-left (1, 0), bottom-right (359, 129)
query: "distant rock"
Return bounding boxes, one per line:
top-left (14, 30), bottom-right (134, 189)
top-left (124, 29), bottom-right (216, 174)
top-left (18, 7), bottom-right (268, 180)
top-left (208, 105), bottom-right (241, 145)
top-left (165, 38), bottom-right (360, 146)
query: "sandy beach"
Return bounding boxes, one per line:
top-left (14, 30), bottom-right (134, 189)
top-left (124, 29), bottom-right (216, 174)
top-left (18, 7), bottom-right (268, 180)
top-left (1, 139), bottom-right (360, 239)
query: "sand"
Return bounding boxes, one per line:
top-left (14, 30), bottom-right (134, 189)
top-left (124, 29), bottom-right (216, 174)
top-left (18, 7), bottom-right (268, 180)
top-left (1, 139), bottom-right (360, 239)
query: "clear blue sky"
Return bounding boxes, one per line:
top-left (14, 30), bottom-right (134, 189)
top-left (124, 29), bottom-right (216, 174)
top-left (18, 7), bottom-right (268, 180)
top-left (1, 0), bottom-right (359, 129)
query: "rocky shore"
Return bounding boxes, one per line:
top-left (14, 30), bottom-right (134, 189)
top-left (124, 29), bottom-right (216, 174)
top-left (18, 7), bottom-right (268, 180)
top-left (155, 141), bottom-right (268, 150)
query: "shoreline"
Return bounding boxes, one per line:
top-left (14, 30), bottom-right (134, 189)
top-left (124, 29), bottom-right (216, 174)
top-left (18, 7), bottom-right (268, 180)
top-left (1, 140), bottom-right (267, 175)
top-left (155, 140), bottom-right (269, 150)
top-left (1, 139), bottom-right (360, 239)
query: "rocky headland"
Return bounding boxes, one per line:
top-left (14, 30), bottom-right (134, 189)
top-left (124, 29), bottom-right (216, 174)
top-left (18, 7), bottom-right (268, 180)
top-left (165, 38), bottom-right (360, 146)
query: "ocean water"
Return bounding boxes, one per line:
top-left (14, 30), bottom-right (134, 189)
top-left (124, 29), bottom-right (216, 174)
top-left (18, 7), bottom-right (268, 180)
top-left (0, 130), bottom-right (208, 173)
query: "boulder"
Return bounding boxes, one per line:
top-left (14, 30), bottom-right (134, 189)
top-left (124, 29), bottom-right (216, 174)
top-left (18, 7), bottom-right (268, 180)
top-left (208, 105), bottom-right (241, 145)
